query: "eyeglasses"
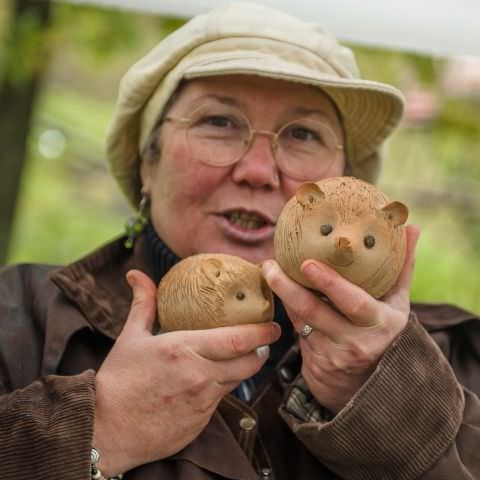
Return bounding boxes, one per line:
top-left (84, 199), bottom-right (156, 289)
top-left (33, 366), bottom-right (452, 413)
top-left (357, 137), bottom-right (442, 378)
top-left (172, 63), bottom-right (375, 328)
top-left (163, 104), bottom-right (344, 181)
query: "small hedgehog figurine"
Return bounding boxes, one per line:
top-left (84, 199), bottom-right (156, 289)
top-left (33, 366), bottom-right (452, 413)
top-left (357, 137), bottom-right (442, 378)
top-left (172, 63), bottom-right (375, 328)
top-left (157, 253), bottom-right (274, 331)
top-left (274, 176), bottom-right (409, 298)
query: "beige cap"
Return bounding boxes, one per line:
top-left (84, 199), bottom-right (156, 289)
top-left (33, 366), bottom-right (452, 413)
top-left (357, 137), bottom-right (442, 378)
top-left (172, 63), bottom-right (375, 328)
top-left (106, 1), bottom-right (405, 208)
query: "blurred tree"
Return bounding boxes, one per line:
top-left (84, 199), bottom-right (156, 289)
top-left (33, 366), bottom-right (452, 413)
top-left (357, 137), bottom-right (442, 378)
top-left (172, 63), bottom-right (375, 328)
top-left (0, 0), bottom-right (52, 265)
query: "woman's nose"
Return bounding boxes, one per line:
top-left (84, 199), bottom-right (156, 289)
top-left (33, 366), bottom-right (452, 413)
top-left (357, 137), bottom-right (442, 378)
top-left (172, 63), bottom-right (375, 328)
top-left (231, 134), bottom-right (280, 189)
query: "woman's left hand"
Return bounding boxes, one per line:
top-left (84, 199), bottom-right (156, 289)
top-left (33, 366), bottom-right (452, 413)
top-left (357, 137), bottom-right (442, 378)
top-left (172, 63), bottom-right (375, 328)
top-left (263, 225), bottom-right (420, 414)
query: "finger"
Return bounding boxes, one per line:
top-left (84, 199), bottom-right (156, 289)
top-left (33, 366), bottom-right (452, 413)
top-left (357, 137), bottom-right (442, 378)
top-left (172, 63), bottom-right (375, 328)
top-left (385, 224), bottom-right (421, 300)
top-left (221, 381), bottom-right (243, 394)
top-left (284, 299), bottom-right (352, 341)
top-left (216, 348), bottom-right (270, 384)
top-left (263, 259), bottom-right (310, 313)
top-left (300, 260), bottom-right (379, 327)
top-left (188, 322), bottom-right (281, 360)
top-left (122, 269), bottom-right (158, 337)
top-left (263, 260), bottom-right (353, 336)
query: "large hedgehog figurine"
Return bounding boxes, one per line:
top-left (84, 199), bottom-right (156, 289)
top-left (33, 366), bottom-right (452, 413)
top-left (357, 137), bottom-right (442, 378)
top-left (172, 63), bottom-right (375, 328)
top-left (274, 177), bottom-right (409, 298)
top-left (157, 253), bottom-right (274, 331)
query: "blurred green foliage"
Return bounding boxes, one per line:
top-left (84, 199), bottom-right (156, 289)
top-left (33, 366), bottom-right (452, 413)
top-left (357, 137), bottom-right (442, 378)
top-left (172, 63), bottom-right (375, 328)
top-left (0, 1), bottom-right (52, 85)
top-left (9, 87), bottom-right (122, 262)
top-left (3, 3), bottom-right (480, 313)
top-left (2, 12), bottom-right (46, 83)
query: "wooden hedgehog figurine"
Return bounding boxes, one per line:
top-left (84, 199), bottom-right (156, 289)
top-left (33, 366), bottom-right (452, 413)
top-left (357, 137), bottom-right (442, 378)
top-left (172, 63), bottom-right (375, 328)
top-left (157, 253), bottom-right (274, 331)
top-left (274, 176), bottom-right (409, 298)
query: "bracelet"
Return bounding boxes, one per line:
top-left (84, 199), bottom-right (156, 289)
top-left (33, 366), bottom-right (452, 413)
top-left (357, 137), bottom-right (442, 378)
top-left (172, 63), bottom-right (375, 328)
top-left (91, 448), bottom-right (124, 480)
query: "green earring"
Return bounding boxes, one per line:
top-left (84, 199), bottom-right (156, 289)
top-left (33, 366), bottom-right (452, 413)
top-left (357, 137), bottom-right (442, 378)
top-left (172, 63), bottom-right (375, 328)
top-left (124, 193), bottom-right (148, 249)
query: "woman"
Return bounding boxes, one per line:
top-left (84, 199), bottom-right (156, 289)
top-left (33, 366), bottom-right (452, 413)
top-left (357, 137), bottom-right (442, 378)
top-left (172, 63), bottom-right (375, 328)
top-left (1, 3), bottom-right (479, 479)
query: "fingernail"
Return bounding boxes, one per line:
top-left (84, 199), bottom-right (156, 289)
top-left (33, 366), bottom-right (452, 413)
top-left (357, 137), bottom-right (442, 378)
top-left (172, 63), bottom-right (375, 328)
top-left (272, 322), bottom-right (282, 339)
top-left (303, 262), bottom-right (319, 277)
top-left (262, 260), bottom-right (275, 277)
top-left (256, 345), bottom-right (270, 361)
top-left (126, 272), bottom-right (136, 287)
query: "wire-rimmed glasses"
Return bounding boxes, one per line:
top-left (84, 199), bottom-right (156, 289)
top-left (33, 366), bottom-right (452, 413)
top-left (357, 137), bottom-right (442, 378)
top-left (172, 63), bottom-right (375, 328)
top-left (163, 104), bottom-right (343, 181)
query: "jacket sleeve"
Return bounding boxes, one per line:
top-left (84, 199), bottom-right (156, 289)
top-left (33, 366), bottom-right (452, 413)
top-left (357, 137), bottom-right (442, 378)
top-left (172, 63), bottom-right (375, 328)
top-left (279, 313), bottom-right (480, 480)
top-left (0, 264), bottom-right (96, 479)
top-left (0, 371), bottom-right (96, 479)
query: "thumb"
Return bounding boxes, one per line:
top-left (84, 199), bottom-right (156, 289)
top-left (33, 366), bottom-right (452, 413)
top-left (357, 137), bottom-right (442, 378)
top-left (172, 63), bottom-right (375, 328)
top-left (121, 269), bottom-right (157, 337)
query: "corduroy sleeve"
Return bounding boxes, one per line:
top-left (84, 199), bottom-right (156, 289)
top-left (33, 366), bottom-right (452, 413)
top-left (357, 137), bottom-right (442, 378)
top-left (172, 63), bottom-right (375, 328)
top-left (279, 313), bottom-right (474, 480)
top-left (0, 370), bottom-right (96, 480)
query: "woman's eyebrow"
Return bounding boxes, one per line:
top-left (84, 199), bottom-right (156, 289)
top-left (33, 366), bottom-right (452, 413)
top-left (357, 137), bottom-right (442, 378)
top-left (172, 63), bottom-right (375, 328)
top-left (288, 106), bottom-right (329, 118)
top-left (190, 95), bottom-right (329, 119)
top-left (192, 94), bottom-right (241, 107)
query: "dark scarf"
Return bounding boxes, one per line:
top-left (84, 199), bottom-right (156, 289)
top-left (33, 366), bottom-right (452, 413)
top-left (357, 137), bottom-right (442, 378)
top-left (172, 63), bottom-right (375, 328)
top-left (143, 221), bottom-right (294, 402)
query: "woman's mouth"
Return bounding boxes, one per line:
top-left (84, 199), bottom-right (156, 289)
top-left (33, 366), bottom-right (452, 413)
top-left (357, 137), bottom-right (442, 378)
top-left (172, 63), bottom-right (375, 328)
top-left (215, 209), bottom-right (275, 243)
top-left (225, 211), bottom-right (268, 229)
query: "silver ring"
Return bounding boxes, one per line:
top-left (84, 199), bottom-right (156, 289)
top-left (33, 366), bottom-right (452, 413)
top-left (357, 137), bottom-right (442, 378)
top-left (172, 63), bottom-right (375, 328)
top-left (300, 324), bottom-right (313, 339)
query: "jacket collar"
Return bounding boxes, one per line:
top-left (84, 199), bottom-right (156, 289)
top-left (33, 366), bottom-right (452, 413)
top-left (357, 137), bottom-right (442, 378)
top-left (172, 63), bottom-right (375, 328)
top-left (49, 235), bottom-right (150, 341)
top-left (41, 236), bottom-right (149, 376)
top-left (413, 302), bottom-right (479, 332)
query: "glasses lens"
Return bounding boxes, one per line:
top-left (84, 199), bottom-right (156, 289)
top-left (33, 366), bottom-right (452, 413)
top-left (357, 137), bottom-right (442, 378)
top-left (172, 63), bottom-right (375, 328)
top-left (276, 119), bottom-right (342, 180)
top-left (185, 105), bottom-right (249, 167)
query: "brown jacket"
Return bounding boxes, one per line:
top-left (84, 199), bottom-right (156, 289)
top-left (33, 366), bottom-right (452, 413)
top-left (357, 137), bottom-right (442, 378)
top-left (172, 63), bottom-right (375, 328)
top-left (0, 236), bottom-right (479, 480)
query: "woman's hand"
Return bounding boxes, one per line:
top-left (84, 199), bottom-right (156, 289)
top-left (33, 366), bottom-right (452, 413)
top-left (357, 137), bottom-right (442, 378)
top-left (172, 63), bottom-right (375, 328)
top-left (263, 225), bottom-right (420, 414)
top-left (93, 270), bottom-right (280, 476)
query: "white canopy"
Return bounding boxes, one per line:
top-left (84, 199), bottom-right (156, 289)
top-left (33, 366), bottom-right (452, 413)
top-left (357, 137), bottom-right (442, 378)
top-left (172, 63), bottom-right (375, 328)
top-left (61, 0), bottom-right (480, 58)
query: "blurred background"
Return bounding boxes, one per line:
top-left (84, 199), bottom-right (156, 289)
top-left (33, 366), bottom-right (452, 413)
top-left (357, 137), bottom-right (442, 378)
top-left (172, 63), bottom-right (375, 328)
top-left (1, 0), bottom-right (479, 312)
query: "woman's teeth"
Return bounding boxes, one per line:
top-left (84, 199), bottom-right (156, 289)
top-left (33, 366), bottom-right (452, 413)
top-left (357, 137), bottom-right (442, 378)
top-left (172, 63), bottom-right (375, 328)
top-left (227, 211), bottom-right (266, 229)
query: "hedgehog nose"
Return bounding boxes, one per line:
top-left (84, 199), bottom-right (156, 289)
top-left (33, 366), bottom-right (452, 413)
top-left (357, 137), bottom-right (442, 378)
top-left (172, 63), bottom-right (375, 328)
top-left (336, 236), bottom-right (352, 251)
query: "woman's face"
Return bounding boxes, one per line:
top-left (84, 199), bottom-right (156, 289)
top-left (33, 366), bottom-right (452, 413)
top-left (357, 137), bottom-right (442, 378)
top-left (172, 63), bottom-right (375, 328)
top-left (141, 75), bottom-right (345, 264)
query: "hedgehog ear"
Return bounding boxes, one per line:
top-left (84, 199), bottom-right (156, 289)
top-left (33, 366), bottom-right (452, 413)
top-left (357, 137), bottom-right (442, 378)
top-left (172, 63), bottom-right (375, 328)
top-left (382, 201), bottom-right (409, 227)
top-left (202, 258), bottom-right (223, 282)
top-left (296, 182), bottom-right (325, 207)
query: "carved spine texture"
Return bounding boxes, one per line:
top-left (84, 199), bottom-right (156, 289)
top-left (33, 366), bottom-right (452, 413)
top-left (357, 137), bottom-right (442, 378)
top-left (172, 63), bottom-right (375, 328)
top-left (274, 177), bottom-right (408, 298)
top-left (157, 253), bottom-right (274, 331)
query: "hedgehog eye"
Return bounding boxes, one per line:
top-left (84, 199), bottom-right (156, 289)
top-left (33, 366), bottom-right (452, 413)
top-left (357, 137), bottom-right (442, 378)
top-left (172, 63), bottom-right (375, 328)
top-left (320, 224), bottom-right (333, 236)
top-left (236, 291), bottom-right (245, 301)
top-left (364, 235), bottom-right (376, 249)
top-left (215, 270), bottom-right (221, 278)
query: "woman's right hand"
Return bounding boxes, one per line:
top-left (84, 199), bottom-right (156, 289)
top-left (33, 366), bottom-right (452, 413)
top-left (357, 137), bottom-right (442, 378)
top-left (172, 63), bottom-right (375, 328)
top-left (93, 269), bottom-right (280, 476)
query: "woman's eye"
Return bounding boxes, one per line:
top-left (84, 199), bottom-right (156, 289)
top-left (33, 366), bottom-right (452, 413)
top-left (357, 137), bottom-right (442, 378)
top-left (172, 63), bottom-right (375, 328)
top-left (290, 126), bottom-right (318, 141)
top-left (205, 115), bottom-right (234, 128)
top-left (192, 113), bottom-right (243, 138)
top-left (283, 123), bottom-right (323, 143)
top-left (320, 224), bottom-right (333, 236)
top-left (364, 235), bottom-right (376, 248)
